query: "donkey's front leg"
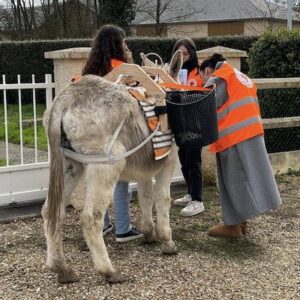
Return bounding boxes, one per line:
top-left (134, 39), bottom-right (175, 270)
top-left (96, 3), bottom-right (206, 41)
top-left (154, 169), bottom-right (177, 255)
top-left (137, 179), bottom-right (156, 243)
top-left (81, 164), bottom-right (125, 284)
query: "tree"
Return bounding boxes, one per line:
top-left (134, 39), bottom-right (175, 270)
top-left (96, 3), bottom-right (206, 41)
top-left (293, 0), bottom-right (300, 17)
top-left (93, 0), bottom-right (135, 32)
top-left (1, 0), bottom-right (38, 38)
top-left (134, 0), bottom-right (203, 36)
top-left (36, 0), bottom-right (92, 38)
top-left (244, 0), bottom-right (292, 35)
top-left (104, 0), bottom-right (135, 30)
top-left (0, 0), bottom-right (135, 40)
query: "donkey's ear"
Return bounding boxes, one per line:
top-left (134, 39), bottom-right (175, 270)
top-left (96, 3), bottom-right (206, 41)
top-left (169, 50), bottom-right (183, 80)
top-left (140, 53), bottom-right (157, 67)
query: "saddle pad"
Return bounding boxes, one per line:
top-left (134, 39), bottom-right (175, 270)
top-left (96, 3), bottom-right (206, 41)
top-left (138, 101), bottom-right (173, 160)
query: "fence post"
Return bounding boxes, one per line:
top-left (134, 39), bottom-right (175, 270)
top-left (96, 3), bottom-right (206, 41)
top-left (2, 75), bottom-right (9, 166)
top-left (45, 74), bottom-right (53, 108)
top-left (197, 46), bottom-right (247, 70)
top-left (44, 48), bottom-right (91, 94)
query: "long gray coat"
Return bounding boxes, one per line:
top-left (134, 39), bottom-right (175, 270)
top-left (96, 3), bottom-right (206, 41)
top-left (206, 64), bottom-right (281, 225)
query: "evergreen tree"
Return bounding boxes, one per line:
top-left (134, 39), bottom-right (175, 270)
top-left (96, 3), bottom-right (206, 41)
top-left (95, 0), bottom-right (135, 33)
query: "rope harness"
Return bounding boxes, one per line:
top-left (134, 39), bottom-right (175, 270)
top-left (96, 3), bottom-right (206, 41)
top-left (61, 75), bottom-right (163, 164)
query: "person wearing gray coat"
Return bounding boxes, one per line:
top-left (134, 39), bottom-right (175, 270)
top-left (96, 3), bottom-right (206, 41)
top-left (199, 53), bottom-right (282, 238)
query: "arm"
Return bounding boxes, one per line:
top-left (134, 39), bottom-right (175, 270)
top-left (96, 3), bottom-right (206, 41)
top-left (204, 77), bottom-right (228, 109)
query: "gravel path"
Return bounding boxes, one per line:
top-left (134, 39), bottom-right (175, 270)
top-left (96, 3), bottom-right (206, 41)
top-left (0, 174), bottom-right (299, 300)
top-left (0, 141), bottom-right (48, 164)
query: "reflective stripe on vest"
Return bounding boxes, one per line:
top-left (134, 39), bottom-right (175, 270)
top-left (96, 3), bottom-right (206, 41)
top-left (212, 122), bottom-right (264, 153)
top-left (217, 96), bottom-right (259, 121)
top-left (209, 63), bottom-right (264, 153)
top-left (218, 115), bottom-right (262, 138)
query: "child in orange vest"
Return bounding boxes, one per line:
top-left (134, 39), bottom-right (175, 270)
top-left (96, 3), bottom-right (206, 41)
top-left (81, 24), bottom-right (143, 242)
top-left (172, 38), bottom-right (205, 217)
top-left (200, 53), bottom-right (281, 238)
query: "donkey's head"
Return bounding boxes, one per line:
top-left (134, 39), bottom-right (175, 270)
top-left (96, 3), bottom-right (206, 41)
top-left (140, 50), bottom-right (183, 82)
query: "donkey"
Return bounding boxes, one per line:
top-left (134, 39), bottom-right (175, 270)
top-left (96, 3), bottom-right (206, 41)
top-left (42, 51), bottom-right (183, 284)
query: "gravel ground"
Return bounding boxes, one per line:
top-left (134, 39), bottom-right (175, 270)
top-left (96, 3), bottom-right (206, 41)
top-left (0, 174), bottom-right (299, 300)
top-left (0, 141), bottom-right (48, 164)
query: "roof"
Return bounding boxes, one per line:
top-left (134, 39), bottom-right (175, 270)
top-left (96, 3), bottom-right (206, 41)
top-left (133, 0), bottom-right (300, 25)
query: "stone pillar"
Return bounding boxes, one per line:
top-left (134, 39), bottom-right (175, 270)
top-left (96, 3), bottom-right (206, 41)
top-left (197, 46), bottom-right (248, 70)
top-left (44, 47), bottom-right (91, 94)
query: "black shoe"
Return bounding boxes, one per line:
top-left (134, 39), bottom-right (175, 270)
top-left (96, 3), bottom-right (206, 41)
top-left (115, 227), bottom-right (143, 243)
top-left (103, 224), bottom-right (113, 237)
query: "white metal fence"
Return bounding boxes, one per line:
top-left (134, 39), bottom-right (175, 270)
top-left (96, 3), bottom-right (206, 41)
top-left (0, 74), bottom-right (54, 207)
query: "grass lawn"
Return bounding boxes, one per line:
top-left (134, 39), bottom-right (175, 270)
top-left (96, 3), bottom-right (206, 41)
top-left (0, 158), bottom-right (7, 166)
top-left (0, 103), bottom-right (48, 150)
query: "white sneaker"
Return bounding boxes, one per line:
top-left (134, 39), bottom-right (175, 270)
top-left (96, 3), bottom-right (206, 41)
top-left (180, 201), bottom-right (205, 217)
top-left (173, 194), bottom-right (192, 207)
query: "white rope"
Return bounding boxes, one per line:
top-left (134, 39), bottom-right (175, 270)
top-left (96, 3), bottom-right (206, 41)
top-left (105, 118), bottom-right (126, 156)
top-left (143, 53), bottom-right (164, 68)
top-left (62, 122), bottom-right (161, 164)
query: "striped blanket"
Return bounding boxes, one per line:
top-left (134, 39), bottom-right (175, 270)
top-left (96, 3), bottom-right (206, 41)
top-left (138, 101), bottom-right (173, 160)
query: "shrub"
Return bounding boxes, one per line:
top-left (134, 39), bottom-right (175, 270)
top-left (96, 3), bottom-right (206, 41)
top-left (248, 29), bottom-right (300, 152)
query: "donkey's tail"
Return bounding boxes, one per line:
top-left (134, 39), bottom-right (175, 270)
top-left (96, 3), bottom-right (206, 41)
top-left (46, 99), bottom-right (66, 235)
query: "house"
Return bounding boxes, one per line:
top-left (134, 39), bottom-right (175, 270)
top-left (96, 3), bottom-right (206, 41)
top-left (132, 0), bottom-right (300, 37)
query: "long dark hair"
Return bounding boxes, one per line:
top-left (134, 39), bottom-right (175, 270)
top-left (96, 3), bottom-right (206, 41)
top-left (199, 53), bottom-right (227, 72)
top-left (82, 24), bottom-right (128, 77)
top-left (172, 38), bottom-right (199, 72)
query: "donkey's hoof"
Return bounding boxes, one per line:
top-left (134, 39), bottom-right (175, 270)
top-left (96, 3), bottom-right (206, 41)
top-left (105, 272), bottom-right (126, 284)
top-left (161, 242), bottom-right (178, 255)
top-left (57, 268), bottom-right (79, 284)
top-left (143, 233), bottom-right (157, 244)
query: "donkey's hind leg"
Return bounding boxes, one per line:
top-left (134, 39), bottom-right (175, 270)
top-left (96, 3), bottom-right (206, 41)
top-left (42, 159), bottom-right (83, 283)
top-left (137, 179), bottom-right (156, 243)
top-left (81, 163), bottom-right (125, 284)
top-left (154, 163), bottom-right (177, 255)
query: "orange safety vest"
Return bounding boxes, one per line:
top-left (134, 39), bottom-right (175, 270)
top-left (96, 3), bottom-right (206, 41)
top-left (159, 67), bottom-right (206, 91)
top-left (187, 68), bottom-right (203, 87)
top-left (111, 58), bottom-right (124, 68)
top-left (210, 63), bottom-right (264, 153)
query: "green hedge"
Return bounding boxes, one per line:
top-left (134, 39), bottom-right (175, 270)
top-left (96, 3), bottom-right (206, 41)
top-left (0, 39), bottom-right (91, 84)
top-left (127, 35), bottom-right (256, 73)
top-left (0, 35), bottom-right (257, 85)
top-left (0, 39), bottom-right (92, 104)
top-left (248, 29), bottom-right (300, 153)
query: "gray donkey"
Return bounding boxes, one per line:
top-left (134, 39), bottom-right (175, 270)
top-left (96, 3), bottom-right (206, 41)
top-left (42, 51), bottom-right (183, 284)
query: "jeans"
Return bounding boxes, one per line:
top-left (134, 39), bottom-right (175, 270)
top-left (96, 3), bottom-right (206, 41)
top-left (104, 181), bottom-right (133, 235)
top-left (178, 146), bottom-right (203, 201)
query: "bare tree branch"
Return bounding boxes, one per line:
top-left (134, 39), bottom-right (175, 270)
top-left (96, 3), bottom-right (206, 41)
top-left (134, 0), bottom-right (203, 36)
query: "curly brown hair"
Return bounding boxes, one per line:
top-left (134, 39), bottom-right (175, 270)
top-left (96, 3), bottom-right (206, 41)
top-left (82, 24), bottom-right (129, 77)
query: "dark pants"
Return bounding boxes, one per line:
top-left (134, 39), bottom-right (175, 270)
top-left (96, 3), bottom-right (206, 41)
top-left (178, 147), bottom-right (203, 201)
